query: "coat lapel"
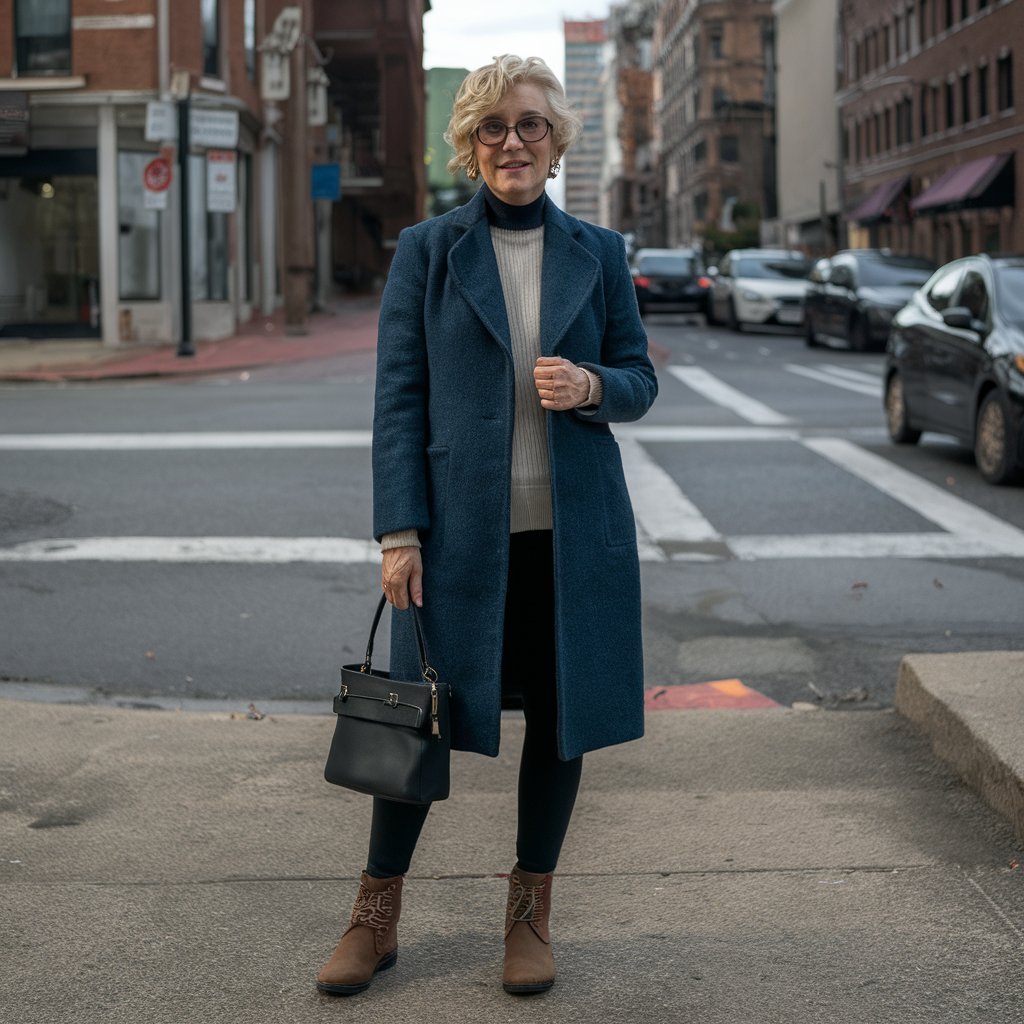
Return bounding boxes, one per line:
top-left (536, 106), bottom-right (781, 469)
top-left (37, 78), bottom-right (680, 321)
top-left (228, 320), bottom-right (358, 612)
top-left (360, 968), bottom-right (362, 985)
top-left (447, 191), bottom-right (512, 353)
top-left (540, 204), bottom-right (601, 356)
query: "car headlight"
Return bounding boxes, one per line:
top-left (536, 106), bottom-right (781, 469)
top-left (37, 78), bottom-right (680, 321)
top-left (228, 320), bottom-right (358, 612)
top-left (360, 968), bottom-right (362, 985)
top-left (741, 290), bottom-right (766, 302)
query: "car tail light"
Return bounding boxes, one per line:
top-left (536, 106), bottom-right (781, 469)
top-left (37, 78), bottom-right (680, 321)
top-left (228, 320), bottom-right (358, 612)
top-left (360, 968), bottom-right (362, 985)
top-left (697, 277), bottom-right (712, 289)
top-left (634, 276), bottom-right (651, 288)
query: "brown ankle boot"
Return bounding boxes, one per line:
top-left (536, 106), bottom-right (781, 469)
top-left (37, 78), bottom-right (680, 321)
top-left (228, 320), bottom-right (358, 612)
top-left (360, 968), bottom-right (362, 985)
top-left (503, 865), bottom-right (555, 994)
top-left (316, 872), bottom-right (402, 995)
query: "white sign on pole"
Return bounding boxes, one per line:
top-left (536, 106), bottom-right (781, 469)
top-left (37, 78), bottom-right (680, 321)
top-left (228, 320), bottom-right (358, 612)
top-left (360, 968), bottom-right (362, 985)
top-left (144, 101), bottom-right (177, 142)
top-left (206, 149), bottom-right (237, 212)
top-left (190, 109), bottom-right (239, 149)
top-left (261, 50), bottom-right (290, 101)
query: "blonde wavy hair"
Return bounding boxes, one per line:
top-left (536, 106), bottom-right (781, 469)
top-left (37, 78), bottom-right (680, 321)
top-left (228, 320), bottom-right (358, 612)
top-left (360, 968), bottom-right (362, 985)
top-left (444, 55), bottom-right (583, 181)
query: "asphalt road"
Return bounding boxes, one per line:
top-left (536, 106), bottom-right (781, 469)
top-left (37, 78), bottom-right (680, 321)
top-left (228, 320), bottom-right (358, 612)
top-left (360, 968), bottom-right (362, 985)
top-left (1, 320), bottom-right (1022, 711)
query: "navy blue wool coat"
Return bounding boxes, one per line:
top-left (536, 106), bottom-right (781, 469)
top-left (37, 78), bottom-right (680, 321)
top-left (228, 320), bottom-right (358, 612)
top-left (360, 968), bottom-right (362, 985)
top-left (372, 188), bottom-right (657, 761)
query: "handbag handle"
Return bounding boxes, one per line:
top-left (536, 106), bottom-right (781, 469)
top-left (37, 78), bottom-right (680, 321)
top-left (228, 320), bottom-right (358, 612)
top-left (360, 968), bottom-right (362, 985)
top-left (361, 594), bottom-right (437, 684)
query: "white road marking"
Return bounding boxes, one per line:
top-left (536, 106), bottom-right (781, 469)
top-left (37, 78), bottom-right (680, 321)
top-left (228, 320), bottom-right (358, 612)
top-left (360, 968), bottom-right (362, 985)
top-left (803, 438), bottom-right (1024, 555)
top-left (0, 537), bottom-right (382, 563)
top-left (0, 431), bottom-right (373, 450)
top-left (821, 365), bottom-right (884, 385)
top-left (0, 426), bottom-right (801, 450)
top-left (667, 366), bottom-right (794, 425)
top-left (618, 437), bottom-right (722, 544)
top-left (784, 364), bottom-right (882, 398)
top-left (729, 533), bottom-right (1005, 561)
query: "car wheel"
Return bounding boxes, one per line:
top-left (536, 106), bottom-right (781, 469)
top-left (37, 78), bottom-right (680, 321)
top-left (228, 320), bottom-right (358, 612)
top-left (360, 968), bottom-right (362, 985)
top-left (885, 372), bottom-right (921, 445)
top-left (975, 391), bottom-right (1023, 485)
top-left (849, 315), bottom-right (870, 352)
top-left (727, 299), bottom-right (743, 332)
top-left (805, 316), bottom-right (819, 348)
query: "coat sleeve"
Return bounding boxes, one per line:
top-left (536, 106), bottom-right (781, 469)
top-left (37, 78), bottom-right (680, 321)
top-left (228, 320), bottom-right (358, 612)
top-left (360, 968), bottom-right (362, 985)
top-left (576, 232), bottom-right (658, 424)
top-left (372, 227), bottom-right (431, 542)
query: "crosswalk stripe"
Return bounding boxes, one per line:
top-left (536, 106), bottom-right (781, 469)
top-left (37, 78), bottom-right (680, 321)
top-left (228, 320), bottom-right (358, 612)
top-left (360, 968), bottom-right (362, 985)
top-left (784, 364), bottom-right (882, 397)
top-left (0, 431), bottom-right (374, 450)
top-left (618, 437), bottom-right (722, 544)
top-left (803, 438), bottom-right (1024, 554)
top-left (728, 532), bottom-right (1007, 560)
top-left (667, 366), bottom-right (794, 425)
top-left (820, 365), bottom-right (884, 385)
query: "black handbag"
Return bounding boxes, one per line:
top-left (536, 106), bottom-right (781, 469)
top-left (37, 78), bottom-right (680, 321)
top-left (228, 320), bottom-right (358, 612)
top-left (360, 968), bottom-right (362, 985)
top-left (324, 595), bottom-right (451, 804)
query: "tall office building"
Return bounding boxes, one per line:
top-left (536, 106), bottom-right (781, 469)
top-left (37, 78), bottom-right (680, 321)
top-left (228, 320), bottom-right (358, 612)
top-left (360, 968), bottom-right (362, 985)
top-left (564, 19), bottom-right (608, 223)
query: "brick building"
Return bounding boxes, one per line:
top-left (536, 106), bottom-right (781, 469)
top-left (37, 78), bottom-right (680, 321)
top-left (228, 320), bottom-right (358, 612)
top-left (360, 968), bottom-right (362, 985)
top-left (601, 0), bottom-right (660, 246)
top-left (0, 0), bottom-right (427, 345)
top-left (655, 0), bottom-right (777, 250)
top-left (840, 0), bottom-right (1022, 261)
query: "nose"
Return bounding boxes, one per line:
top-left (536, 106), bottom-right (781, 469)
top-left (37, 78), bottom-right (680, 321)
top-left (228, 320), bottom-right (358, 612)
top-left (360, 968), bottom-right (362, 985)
top-left (502, 128), bottom-right (525, 151)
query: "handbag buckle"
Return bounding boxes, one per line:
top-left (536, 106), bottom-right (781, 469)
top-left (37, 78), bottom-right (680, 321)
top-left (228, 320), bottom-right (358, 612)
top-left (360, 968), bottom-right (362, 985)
top-left (339, 683), bottom-right (349, 700)
top-left (386, 692), bottom-right (399, 708)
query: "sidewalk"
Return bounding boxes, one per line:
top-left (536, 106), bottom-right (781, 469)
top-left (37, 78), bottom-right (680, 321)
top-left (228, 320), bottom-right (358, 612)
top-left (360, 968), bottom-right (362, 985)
top-left (0, 298), bottom-right (380, 382)
top-left (2, 653), bottom-right (1023, 1024)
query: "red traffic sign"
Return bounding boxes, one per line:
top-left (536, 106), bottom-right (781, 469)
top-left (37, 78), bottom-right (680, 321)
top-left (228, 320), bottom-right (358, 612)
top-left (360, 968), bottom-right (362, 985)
top-left (143, 156), bottom-right (172, 193)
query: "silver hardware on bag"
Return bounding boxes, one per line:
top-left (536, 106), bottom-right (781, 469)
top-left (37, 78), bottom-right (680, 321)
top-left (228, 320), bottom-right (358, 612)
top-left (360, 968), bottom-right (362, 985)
top-left (386, 692), bottom-right (399, 708)
top-left (339, 682), bottom-right (349, 700)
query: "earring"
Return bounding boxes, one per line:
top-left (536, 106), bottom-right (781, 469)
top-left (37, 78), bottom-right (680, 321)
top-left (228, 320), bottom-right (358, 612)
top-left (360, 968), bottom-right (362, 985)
top-left (548, 158), bottom-right (561, 179)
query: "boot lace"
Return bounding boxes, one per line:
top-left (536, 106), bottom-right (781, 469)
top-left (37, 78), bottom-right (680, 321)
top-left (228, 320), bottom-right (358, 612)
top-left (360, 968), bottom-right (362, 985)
top-left (351, 883), bottom-right (394, 932)
top-left (506, 877), bottom-right (545, 924)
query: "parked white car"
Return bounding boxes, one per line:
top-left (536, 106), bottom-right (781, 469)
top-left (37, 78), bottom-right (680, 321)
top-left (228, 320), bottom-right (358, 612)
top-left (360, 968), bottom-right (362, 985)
top-left (708, 248), bottom-right (813, 331)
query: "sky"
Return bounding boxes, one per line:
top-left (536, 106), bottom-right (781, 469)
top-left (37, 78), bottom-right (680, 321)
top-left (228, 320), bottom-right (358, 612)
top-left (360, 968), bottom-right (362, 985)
top-left (423, 2), bottom-right (612, 82)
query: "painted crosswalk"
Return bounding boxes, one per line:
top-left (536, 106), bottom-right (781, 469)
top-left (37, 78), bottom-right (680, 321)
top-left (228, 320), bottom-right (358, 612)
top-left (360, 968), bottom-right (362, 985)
top-left (3, 366), bottom-right (1022, 564)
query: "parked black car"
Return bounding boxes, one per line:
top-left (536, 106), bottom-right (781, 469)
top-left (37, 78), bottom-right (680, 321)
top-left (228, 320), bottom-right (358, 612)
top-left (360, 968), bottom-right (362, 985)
top-left (630, 247), bottom-right (711, 317)
top-left (884, 254), bottom-right (1024, 485)
top-left (805, 250), bottom-right (936, 351)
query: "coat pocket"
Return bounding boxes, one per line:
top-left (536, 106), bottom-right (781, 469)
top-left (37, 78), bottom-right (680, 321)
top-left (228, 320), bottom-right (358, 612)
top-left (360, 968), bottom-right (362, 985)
top-left (590, 435), bottom-right (636, 547)
top-left (424, 445), bottom-right (450, 553)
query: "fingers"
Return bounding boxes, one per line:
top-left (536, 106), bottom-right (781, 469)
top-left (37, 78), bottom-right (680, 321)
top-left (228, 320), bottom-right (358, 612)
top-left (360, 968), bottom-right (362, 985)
top-left (381, 546), bottom-right (423, 610)
top-left (533, 356), bottom-right (590, 411)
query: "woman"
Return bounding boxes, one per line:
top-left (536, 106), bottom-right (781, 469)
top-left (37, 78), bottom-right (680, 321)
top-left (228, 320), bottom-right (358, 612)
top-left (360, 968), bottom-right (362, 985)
top-left (317, 54), bottom-right (657, 997)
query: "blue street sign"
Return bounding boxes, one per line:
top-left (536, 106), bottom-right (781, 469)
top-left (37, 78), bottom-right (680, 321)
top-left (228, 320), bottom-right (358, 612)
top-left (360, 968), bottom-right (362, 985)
top-left (311, 162), bottom-right (341, 201)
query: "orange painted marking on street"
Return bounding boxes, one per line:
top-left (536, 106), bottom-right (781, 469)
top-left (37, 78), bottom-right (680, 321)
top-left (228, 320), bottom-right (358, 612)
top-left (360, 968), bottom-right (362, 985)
top-left (644, 679), bottom-right (780, 710)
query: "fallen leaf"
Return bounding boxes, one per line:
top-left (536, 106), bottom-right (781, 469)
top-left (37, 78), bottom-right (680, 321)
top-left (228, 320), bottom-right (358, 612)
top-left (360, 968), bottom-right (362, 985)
top-left (851, 581), bottom-right (869, 590)
top-left (144, 651), bottom-right (156, 660)
top-left (946, 476), bottom-right (956, 487)
top-left (933, 578), bottom-right (944, 589)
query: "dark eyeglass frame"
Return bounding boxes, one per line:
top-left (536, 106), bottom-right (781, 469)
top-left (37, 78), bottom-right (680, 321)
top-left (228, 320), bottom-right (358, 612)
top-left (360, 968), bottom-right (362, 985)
top-left (474, 117), bottom-right (553, 146)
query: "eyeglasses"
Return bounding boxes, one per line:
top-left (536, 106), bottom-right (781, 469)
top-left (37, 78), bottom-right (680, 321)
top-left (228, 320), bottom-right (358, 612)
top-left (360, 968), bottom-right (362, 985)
top-left (475, 117), bottom-right (553, 146)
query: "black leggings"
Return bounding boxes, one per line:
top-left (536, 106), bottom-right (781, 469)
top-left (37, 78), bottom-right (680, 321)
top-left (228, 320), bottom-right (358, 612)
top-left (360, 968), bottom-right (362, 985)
top-left (366, 530), bottom-right (583, 878)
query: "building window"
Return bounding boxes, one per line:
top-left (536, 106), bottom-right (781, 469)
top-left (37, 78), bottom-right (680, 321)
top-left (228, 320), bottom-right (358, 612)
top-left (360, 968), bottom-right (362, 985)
top-left (978, 62), bottom-right (990, 116)
top-left (708, 22), bottom-right (723, 59)
top-left (693, 139), bottom-right (707, 163)
top-left (945, 79), bottom-right (955, 126)
top-left (919, 85), bottom-right (929, 136)
top-left (712, 87), bottom-right (729, 110)
top-left (244, 0), bottom-right (256, 79)
top-left (960, 0), bottom-right (970, 20)
top-left (189, 155), bottom-right (229, 301)
top-left (14, 0), bottom-right (70, 75)
top-left (978, 0), bottom-right (989, 7)
top-left (919, 0), bottom-right (931, 42)
top-left (930, 82), bottom-right (941, 132)
top-left (944, 0), bottom-right (954, 29)
top-left (693, 192), bottom-right (708, 222)
top-left (118, 153), bottom-right (161, 300)
top-left (719, 135), bottom-right (738, 162)
top-left (997, 52), bottom-right (1014, 111)
top-left (202, 0), bottom-right (220, 78)
top-left (960, 72), bottom-right (971, 122)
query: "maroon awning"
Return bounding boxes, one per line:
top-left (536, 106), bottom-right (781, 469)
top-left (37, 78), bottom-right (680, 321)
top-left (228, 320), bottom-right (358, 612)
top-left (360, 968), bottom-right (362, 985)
top-left (850, 175), bottom-right (910, 224)
top-left (911, 153), bottom-right (1014, 213)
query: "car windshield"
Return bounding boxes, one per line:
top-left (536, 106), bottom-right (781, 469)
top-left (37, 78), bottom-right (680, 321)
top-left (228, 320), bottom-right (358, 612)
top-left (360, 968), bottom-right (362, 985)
top-left (856, 259), bottom-right (934, 288)
top-left (734, 257), bottom-right (811, 280)
top-left (995, 266), bottom-right (1024, 327)
top-left (637, 255), bottom-right (695, 276)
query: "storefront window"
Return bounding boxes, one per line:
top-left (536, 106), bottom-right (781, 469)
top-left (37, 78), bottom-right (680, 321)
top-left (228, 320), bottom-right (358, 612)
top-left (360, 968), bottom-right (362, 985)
top-left (15, 0), bottom-right (71, 76)
top-left (118, 153), bottom-right (160, 300)
top-left (202, 0), bottom-right (221, 78)
top-left (189, 154), bottom-right (229, 302)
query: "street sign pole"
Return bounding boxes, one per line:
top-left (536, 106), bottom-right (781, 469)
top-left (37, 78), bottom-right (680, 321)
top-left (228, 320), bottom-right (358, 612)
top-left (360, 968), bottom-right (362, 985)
top-left (177, 95), bottom-right (195, 357)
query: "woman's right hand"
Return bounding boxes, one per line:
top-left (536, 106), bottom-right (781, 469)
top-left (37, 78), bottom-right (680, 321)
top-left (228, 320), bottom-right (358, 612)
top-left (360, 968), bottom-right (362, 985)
top-left (381, 546), bottom-right (423, 609)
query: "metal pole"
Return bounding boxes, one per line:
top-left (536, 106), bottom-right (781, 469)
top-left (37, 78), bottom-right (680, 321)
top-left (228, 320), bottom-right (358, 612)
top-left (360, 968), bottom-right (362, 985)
top-left (284, 34), bottom-right (310, 334)
top-left (177, 95), bottom-right (195, 356)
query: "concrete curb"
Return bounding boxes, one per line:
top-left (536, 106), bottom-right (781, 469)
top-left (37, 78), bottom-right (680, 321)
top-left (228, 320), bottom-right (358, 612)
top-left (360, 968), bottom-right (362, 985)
top-left (896, 651), bottom-right (1024, 848)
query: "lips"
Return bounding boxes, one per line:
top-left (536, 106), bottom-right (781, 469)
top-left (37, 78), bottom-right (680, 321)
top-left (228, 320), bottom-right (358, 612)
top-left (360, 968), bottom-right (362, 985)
top-left (499, 161), bottom-right (530, 170)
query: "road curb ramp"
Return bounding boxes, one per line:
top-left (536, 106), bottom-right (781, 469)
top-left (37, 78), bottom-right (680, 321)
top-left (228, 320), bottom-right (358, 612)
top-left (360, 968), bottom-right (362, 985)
top-left (896, 651), bottom-right (1024, 847)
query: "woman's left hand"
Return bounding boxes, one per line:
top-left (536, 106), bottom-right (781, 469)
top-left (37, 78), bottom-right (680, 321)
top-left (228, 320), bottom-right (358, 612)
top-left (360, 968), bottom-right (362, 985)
top-left (534, 356), bottom-right (590, 411)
